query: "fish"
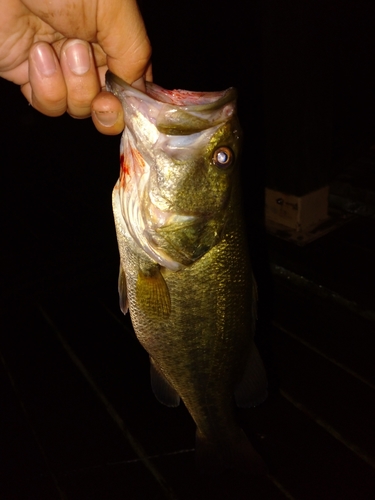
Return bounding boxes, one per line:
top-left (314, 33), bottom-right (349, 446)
top-left (106, 71), bottom-right (268, 474)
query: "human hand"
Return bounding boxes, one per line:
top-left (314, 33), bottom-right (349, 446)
top-left (0, 0), bottom-right (152, 135)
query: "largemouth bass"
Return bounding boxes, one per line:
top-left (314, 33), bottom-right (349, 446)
top-left (106, 71), bottom-right (268, 474)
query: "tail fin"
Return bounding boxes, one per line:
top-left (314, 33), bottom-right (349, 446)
top-left (195, 428), bottom-right (267, 476)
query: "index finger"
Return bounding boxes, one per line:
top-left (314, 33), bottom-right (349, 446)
top-left (96, 0), bottom-right (152, 85)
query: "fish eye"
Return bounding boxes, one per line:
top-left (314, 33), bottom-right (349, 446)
top-left (212, 147), bottom-right (234, 169)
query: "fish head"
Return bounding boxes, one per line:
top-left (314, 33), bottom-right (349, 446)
top-left (107, 72), bottom-right (242, 270)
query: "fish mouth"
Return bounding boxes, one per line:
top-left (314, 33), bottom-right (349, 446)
top-left (106, 71), bottom-right (236, 110)
top-left (106, 71), bottom-right (237, 135)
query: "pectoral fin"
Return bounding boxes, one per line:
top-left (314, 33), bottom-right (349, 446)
top-left (150, 357), bottom-right (180, 407)
top-left (136, 264), bottom-right (171, 319)
top-left (118, 265), bottom-right (129, 315)
top-left (234, 345), bottom-right (268, 408)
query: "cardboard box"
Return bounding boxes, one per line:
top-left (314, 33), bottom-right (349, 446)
top-left (265, 186), bottom-right (329, 232)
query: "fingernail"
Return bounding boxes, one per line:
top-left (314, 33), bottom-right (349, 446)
top-left (33, 44), bottom-right (57, 77)
top-left (65, 41), bottom-right (90, 76)
top-left (93, 111), bottom-right (118, 127)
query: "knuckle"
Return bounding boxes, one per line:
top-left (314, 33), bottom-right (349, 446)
top-left (32, 92), bottom-right (66, 117)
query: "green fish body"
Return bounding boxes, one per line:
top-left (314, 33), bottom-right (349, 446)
top-left (106, 72), bottom-right (267, 473)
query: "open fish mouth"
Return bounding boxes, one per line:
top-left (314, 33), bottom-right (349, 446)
top-left (106, 71), bottom-right (237, 126)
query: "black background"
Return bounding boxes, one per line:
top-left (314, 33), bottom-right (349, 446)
top-left (1, 1), bottom-right (375, 499)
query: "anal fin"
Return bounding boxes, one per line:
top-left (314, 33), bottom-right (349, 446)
top-left (234, 345), bottom-right (268, 408)
top-left (150, 357), bottom-right (180, 407)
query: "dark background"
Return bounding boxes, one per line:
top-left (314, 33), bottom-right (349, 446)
top-left (1, 0), bottom-right (375, 499)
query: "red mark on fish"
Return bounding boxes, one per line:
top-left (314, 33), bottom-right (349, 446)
top-left (119, 143), bottom-right (146, 189)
